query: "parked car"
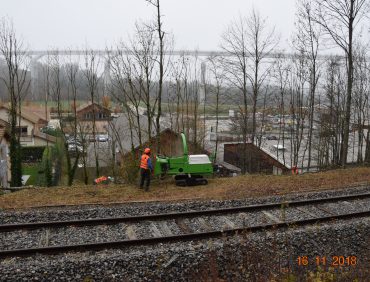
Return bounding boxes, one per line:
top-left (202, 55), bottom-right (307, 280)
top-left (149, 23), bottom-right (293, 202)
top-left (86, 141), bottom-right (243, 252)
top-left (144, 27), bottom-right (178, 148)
top-left (67, 137), bottom-right (83, 153)
top-left (267, 135), bottom-right (278, 140)
top-left (67, 136), bottom-right (82, 144)
top-left (68, 141), bottom-right (83, 153)
top-left (96, 134), bottom-right (109, 142)
top-left (89, 135), bottom-right (96, 142)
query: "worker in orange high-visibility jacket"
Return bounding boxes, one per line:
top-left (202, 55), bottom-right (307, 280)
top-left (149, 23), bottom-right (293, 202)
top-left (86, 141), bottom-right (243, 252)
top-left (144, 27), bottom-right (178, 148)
top-left (139, 148), bottom-right (153, 191)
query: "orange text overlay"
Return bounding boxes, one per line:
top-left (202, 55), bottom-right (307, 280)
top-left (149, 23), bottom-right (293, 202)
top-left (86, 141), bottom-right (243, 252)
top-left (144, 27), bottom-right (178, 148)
top-left (297, 256), bottom-right (357, 267)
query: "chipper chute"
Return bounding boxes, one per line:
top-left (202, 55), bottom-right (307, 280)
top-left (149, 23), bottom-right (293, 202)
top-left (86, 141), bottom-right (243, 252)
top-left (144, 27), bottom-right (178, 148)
top-left (154, 133), bottom-right (213, 186)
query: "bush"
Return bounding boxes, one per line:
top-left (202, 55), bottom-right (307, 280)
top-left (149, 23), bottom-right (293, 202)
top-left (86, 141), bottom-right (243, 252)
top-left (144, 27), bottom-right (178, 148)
top-left (52, 139), bottom-right (65, 186)
top-left (120, 153), bottom-right (140, 184)
top-left (41, 127), bottom-right (63, 137)
top-left (10, 139), bottom-right (23, 187)
top-left (21, 146), bottom-right (45, 163)
top-left (36, 146), bottom-right (55, 187)
top-left (43, 147), bottom-right (53, 187)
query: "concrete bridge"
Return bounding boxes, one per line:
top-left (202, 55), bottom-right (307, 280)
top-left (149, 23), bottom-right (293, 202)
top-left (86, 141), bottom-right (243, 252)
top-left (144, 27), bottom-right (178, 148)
top-left (1, 49), bottom-right (342, 100)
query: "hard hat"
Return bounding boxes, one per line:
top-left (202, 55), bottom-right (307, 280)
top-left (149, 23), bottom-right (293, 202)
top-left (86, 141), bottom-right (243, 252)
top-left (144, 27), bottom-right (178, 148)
top-left (144, 148), bottom-right (151, 154)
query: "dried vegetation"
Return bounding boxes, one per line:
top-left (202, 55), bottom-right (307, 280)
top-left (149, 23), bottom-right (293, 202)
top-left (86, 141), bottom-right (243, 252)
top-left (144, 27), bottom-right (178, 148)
top-left (1, 167), bottom-right (370, 209)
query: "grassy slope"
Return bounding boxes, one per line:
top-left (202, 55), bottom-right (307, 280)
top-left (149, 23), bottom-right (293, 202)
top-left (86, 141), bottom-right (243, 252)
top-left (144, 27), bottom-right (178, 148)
top-left (1, 167), bottom-right (370, 209)
top-left (22, 165), bottom-right (40, 186)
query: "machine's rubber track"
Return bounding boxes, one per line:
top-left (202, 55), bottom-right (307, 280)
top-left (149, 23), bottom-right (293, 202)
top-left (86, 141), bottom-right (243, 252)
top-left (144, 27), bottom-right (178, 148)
top-left (175, 175), bottom-right (208, 186)
top-left (175, 179), bottom-right (187, 186)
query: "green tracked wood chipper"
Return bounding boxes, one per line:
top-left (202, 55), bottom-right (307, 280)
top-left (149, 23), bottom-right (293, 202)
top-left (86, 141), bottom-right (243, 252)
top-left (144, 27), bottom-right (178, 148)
top-left (154, 133), bottom-right (213, 186)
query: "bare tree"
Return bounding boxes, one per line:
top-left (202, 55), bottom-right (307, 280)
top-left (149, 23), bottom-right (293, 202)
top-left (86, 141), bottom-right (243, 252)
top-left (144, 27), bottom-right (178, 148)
top-left (43, 51), bottom-right (84, 186)
top-left (313, 0), bottom-right (370, 166)
top-left (146, 0), bottom-right (165, 152)
top-left (77, 121), bottom-right (90, 184)
top-left (48, 51), bottom-right (65, 185)
top-left (221, 16), bottom-right (250, 173)
top-left (109, 44), bottom-right (143, 150)
top-left (64, 51), bottom-right (81, 185)
top-left (40, 55), bottom-right (51, 186)
top-left (167, 57), bottom-right (184, 132)
top-left (273, 54), bottom-right (291, 166)
top-left (295, 0), bottom-right (322, 170)
top-left (183, 55), bottom-right (190, 138)
top-left (207, 55), bottom-right (225, 161)
top-left (84, 49), bottom-right (101, 178)
top-left (166, 53), bottom-right (191, 135)
top-left (201, 61), bottom-right (208, 149)
top-left (190, 54), bottom-right (200, 145)
top-left (352, 45), bottom-right (369, 163)
top-left (321, 57), bottom-right (346, 167)
top-left (288, 53), bottom-right (308, 169)
top-left (131, 21), bottom-right (158, 143)
top-left (245, 9), bottom-right (279, 143)
top-left (0, 18), bottom-right (29, 187)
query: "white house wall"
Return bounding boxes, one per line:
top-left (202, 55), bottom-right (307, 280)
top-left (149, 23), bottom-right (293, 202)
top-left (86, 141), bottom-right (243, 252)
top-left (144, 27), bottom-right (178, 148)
top-left (0, 108), bottom-right (35, 136)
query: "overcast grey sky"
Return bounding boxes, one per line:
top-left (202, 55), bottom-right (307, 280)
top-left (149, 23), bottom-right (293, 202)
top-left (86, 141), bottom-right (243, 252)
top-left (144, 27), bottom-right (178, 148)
top-left (1, 0), bottom-right (296, 50)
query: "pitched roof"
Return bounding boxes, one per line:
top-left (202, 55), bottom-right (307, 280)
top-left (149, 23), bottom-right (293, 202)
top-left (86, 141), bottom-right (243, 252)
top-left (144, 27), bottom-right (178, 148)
top-left (76, 101), bottom-right (111, 113)
top-left (0, 103), bottom-right (47, 124)
top-left (0, 118), bottom-right (10, 127)
top-left (33, 132), bottom-right (57, 143)
top-left (22, 104), bottom-right (50, 122)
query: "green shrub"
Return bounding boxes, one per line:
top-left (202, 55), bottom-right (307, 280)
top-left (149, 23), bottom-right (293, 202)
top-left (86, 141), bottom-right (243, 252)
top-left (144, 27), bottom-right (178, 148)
top-left (120, 153), bottom-right (140, 184)
top-left (43, 147), bottom-right (53, 187)
top-left (41, 128), bottom-right (63, 137)
top-left (21, 146), bottom-right (45, 163)
top-left (52, 139), bottom-right (65, 186)
top-left (37, 146), bottom-right (55, 187)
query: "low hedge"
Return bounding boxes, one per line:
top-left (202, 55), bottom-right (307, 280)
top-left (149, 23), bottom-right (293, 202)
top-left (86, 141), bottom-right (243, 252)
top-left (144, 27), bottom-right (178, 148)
top-left (21, 146), bottom-right (46, 163)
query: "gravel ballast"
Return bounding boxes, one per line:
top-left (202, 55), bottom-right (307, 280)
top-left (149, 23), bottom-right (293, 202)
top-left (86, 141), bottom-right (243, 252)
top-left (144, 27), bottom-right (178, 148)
top-left (0, 185), bottom-right (369, 280)
top-left (1, 185), bottom-right (369, 224)
top-left (1, 189), bottom-right (369, 252)
top-left (0, 217), bottom-right (369, 281)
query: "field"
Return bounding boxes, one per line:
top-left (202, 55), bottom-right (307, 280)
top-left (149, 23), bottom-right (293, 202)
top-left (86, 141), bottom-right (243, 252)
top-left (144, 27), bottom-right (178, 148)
top-left (1, 167), bottom-right (370, 209)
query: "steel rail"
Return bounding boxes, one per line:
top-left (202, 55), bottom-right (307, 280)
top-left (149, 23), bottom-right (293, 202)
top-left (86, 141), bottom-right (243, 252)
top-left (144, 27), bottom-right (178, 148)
top-left (0, 210), bottom-right (369, 258)
top-left (1, 192), bottom-right (369, 232)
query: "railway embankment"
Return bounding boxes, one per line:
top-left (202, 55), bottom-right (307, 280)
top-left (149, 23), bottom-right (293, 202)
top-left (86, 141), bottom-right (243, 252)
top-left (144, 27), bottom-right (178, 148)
top-left (0, 186), bottom-right (369, 281)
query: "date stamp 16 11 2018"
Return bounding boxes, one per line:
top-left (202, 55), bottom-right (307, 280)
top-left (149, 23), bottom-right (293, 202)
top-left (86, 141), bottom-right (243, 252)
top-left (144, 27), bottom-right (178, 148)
top-left (297, 256), bottom-right (357, 267)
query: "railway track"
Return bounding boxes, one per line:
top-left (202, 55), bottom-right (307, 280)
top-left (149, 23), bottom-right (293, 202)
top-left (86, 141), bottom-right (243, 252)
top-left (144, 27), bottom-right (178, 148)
top-left (1, 192), bottom-right (369, 258)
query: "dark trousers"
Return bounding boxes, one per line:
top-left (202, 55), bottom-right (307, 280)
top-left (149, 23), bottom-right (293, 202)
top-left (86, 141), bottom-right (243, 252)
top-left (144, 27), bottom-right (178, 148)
top-left (139, 168), bottom-right (150, 190)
